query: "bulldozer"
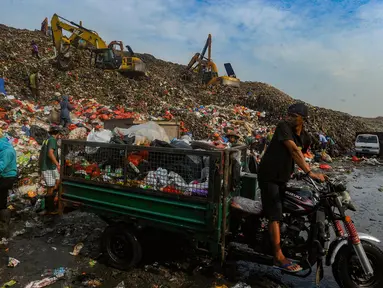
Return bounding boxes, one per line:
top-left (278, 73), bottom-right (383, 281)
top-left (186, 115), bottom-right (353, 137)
top-left (50, 14), bottom-right (146, 77)
top-left (183, 34), bottom-right (240, 87)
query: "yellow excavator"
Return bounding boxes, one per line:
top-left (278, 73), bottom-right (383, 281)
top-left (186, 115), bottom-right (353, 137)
top-left (50, 14), bottom-right (146, 76)
top-left (184, 34), bottom-right (240, 87)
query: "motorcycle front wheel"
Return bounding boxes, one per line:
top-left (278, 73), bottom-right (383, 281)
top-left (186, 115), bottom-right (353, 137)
top-left (332, 241), bottom-right (383, 288)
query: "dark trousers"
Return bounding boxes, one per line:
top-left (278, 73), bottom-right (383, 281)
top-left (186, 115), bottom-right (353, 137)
top-left (0, 177), bottom-right (16, 210)
top-left (30, 87), bottom-right (40, 100)
top-left (60, 118), bottom-right (71, 128)
top-left (32, 51), bottom-right (40, 59)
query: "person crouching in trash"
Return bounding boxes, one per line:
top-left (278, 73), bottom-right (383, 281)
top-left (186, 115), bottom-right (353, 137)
top-left (38, 125), bottom-right (63, 215)
top-left (0, 129), bottom-right (17, 238)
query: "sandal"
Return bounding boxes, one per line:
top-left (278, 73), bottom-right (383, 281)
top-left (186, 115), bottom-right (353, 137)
top-left (274, 261), bottom-right (303, 273)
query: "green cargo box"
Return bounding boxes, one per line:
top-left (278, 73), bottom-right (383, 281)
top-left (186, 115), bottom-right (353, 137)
top-left (59, 140), bottom-right (251, 266)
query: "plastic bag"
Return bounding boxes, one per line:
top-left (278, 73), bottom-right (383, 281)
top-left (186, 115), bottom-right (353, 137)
top-left (85, 129), bottom-right (113, 154)
top-left (168, 171), bottom-right (188, 188)
top-left (156, 167), bottom-right (168, 186)
top-left (114, 121), bottom-right (170, 143)
top-left (321, 151), bottom-right (333, 163)
top-left (231, 196), bottom-right (262, 214)
top-left (49, 108), bottom-right (60, 124)
top-left (146, 171), bottom-right (157, 186)
top-left (25, 277), bottom-right (58, 288)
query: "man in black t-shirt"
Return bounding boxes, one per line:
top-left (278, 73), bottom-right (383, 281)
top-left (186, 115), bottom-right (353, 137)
top-left (258, 103), bottom-right (325, 273)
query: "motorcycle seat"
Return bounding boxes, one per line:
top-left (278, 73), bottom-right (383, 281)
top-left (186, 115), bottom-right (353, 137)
top-left (231, 196), bottom-right (263, 215)
top-left (285, 186), bottom-right (301, 192)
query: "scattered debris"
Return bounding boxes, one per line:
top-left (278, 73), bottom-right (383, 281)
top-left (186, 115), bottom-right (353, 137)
top-left (89, 259), bottom-right (97, 267)
top-left (7, 257), bottom-right (20, 268)
top-left (232, 283), bottom-right (252, 288)
top-left (115, 282), bottom-right (125, 288)
top-left (69, 242), bottom-right (84, 256)
top-left (0, 280), bottom-right (16, 288)
top-left (25, 277), bottom-right (58, 288)
top-left (0, 238), bottom-right (8, 245)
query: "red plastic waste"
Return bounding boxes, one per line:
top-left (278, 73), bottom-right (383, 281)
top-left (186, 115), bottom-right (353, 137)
top-left (352, 156), bottom-right (362, 162)
top-left (319, 164), bottom-right (332, 170)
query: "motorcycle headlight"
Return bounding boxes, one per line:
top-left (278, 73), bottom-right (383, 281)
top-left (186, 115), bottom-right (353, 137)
top-left (340, 191), bottom-right (351, 203)
top-left (340, 191), bottom-right (357, 211)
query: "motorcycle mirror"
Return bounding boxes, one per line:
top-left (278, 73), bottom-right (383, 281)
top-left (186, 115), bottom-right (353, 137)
top-left (347, 202), bottom-right (357, 211)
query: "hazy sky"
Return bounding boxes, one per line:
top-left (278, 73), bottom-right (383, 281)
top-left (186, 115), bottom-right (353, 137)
top-left (2, 0), bottom-right (383, 116)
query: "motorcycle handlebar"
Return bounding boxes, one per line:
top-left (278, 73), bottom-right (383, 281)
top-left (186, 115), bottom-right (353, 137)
top-left (292, 172), bottom-right (328, 182)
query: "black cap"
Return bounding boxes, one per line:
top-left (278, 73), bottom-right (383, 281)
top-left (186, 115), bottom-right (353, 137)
top-left (288, 103), bottom-right (309, 118)
top-left (49, 125), bottom-right (63, 134)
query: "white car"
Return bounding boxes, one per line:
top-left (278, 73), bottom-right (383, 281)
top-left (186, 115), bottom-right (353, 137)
top-left (355, 134), bottom-right (380, 156)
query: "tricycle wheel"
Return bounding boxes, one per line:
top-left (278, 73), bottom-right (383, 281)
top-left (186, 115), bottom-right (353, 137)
top-left (223, 261), bottom-right (240, 282)
top-left (332, 241), bottom-right (383, 288)
top-left (101, 224), bottom-right (142, 270)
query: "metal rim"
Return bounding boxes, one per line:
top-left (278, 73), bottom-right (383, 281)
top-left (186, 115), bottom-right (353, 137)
top-left (107, 233), bottom-right (134, 264)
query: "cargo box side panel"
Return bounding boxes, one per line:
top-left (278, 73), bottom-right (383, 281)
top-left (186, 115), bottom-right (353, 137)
top-left (62, 181), bottom-right (212, 232)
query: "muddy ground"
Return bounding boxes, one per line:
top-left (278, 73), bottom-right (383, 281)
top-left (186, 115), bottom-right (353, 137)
top-left (1, 163), bottom-right (382, 288)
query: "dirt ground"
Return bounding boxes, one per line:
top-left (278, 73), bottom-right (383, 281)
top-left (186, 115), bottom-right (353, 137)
top-left (1, 163), bottom-right (383, 288)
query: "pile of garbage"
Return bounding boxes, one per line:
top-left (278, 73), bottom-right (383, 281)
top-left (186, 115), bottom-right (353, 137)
top-left (1, 23), bottom-right (383, 153)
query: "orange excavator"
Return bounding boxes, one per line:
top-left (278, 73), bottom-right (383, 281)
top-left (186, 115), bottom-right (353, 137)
top-left (184, 34), bottom-right (240, 87)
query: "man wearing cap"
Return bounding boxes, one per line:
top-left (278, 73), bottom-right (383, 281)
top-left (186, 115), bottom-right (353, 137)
top-left (38, 125), bottom-right (62, 214)
top-left (258, 102), bottom-right (326, 273)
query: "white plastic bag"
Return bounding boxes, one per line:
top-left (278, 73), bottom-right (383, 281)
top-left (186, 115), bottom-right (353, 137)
top-left (156, 167), bottom-right (168, 186)
top-left (114, 121), bottom-right (170, 143)
top-left (168, 171), bottom-right (188, 188)
top-left (85, 129), bottom-right (113, 154)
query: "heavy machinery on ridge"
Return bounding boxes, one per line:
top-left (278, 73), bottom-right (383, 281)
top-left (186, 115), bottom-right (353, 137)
top-left (184, 34), bottom-right (240, 87)
top-left (50, 14), bottom-right (146, 77)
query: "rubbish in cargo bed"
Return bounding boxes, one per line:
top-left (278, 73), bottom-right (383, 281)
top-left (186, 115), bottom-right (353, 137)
top-left (63, 141), bottom-right (213, 197)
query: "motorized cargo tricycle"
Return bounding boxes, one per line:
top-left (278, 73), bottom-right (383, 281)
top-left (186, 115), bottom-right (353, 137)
top-left (59, 140), bottom-right (383, 288)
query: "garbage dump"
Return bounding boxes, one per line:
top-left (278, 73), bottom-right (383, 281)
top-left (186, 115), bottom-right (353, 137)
top-left (2, 23), bottom-right (383, 156)
top-left (1, 20), bottom-right (383, 288)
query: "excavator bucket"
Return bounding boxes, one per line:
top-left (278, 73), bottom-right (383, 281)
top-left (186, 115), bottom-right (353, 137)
top-left (220, 76), bottom-right (240, 87)
top-left (118, 57), bottom-right (146, 77)
top-left (222, 63), bottom-right (240, 87)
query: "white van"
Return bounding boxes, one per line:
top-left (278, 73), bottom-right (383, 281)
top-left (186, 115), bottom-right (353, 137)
top-left (355, 134), bottom-right (380, 156)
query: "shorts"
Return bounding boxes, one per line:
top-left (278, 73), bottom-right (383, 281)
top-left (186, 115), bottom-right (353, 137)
top-left (42, 169), bottom-right (60, 187)
top-left (259, 181), bottom-right (286, 222)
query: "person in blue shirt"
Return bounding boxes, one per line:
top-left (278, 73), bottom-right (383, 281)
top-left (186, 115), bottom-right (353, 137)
top-left (60, 95), bottom-right (75, 128)
top-left (319, 132), bottom-right (328, 151)
top-left (0, 131), bottom-right (17, 238)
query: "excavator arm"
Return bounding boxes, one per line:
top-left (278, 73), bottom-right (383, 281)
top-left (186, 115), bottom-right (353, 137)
top-left (186, 53), bottom-right (202, 71)
top-left (183, 33), bottom-right (239, 87)
top-left (51, 13), bottom-right (108, 54)
top-left (50, 13), bottom-right (146, 76)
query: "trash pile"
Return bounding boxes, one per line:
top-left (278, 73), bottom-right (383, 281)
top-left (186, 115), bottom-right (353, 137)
top-left (1, 23), bottom-right (383, 155)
